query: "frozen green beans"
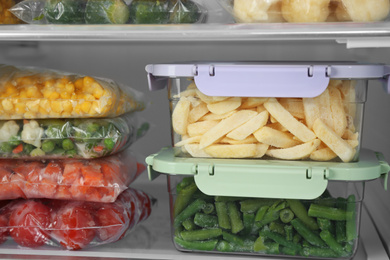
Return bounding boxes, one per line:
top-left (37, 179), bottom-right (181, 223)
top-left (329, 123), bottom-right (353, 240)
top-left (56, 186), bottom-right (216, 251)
top-left (172, 178), bottom-right (358, 258)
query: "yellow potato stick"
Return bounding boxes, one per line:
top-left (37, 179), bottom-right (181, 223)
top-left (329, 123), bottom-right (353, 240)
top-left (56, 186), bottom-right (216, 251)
top-left (257, 105), bottom-right (267, 114)
top-left (187, 120), bottom-right (220, 137)
top-left (255, 144), bottom-right (270, 158)
top-left (195, 89), bottom-right (215, 103)
top-left (207, 97), bottom-right (242, 115)
top-left (188, 102), bottom-right (209, 123)
top-left (338, 80), bottom-right (357, 118)
top-left (200, 110), bottom-right (236, 121)
top-left (310, 148), bottom-right (338, 161)
top-left (313, 118), bottom-right (356, 163)
top-left (227, 111), bottom-right (269, 141)
top-left (329, 86), bottom-right (347, 136)
top-left (264, 98), bottom-right (316, 142)
top-left (175, 136), bottom-right (202, 147)
top-left (185, 96), bottom-right (202, 108)
top-left (270, 115), bottom-right (278, 123)
top-left (199, 110), bottom-right (258, 149)
top-left (187, 82), bottom-right (197, 89)
top-left (185, 144), bottom-right (212, 158)
top-left (347, 139), bottom-right (359, 149)
top-left (172, 97), bottom-right (191, 135)
top-left (329, 79), bottom-right (343, 87)
top-left (266, 139), bottom-right (321, 160)
top-left (240, 97), bottom-right (268, 109)
top-left (279, 98), bottom-right (305, 119)
top-left (212, 96), bottom-right (230, 102)
top-left (303, 96), bottom-right (321, 129)
top-left (204, 144), bottom-right (258, 158)
top-left (267, 122), bottom-right (288, 132)
top-left (318, 88), bottom-right (334, 131)
top-left (342, 129), bottom-right (359, 140)
top-left (253, 126), bottom-right (301, 148)
top-left (220, 135), bottom-right (258, 144)
top-left (346, 115), bottom-right (356, 132)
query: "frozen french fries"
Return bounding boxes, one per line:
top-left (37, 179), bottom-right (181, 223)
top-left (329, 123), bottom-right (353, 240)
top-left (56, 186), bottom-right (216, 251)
top-left (172, 80), bottom-right (360, 162)
top-left (0, 65), bottom-right (145, 119)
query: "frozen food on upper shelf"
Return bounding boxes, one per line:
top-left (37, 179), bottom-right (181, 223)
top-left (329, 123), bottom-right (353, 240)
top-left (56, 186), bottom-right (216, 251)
top-left (0, 0), bottom-right (24, 24)
top-left (0, 114), bottom-right (149, 159)
top-left (9, 0), bottom-right (207, 25)
top-left (0, 64), bottom-right (145, 119)
top-left (217, 0), bottom-right (390, 23)
top-left (0, 148), bottom-right (146, 202)
top-left (0, 187), bottom-right (153, 250)
top-left (170, 80), bottom-right (361, 162)
top-left (169, 176), bottom-right (360, 258)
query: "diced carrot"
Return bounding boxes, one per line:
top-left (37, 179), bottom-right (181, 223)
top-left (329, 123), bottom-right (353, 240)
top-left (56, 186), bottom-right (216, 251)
top-left (62, 161), bottom-right (83, 185)
top-left (93, 146), bottom-right (104, 152)
top-left (82, 165), bottom-right (105, 187)
top-left (56, 186), bottom-right (72, 200)
top-left (42, 162), bottom-right (62, 183)
top-left (38, 179), bottom-right (57, 198)
top-left (12, 144), bottom-right (23, 154)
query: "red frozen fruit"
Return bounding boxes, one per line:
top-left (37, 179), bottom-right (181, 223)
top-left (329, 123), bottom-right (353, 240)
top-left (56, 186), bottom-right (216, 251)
top-left (0, 214), bottom-right (8, 244)
top-left (96, 204), bottom-right (127, 242)
top-left (9, 200), bottom-right (51, 247)
top-left (52, 204), bottom-right (96, 250)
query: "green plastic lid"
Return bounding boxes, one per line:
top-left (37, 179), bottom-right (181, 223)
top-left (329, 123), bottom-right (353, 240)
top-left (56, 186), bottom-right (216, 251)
top-left (146, 148), bottom-right (389, 200)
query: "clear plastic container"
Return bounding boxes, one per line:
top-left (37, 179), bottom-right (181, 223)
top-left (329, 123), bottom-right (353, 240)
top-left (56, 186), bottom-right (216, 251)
top-left (217, 0), bottom-right (390, 23)
top-left (0, 64), bottom-right (145, 119)
top-left (0, 148), bottom-right (146, 202)
top-left (0, 113), bottom-right (149, 159)
top-left (0, 187), bottom-right (153, 250)
top-left (168, 175), bottom-right (362, 259)
top-left (146, 62), bottom-right (390, 162)
top-left (9, 0), bottom-right (207, 25)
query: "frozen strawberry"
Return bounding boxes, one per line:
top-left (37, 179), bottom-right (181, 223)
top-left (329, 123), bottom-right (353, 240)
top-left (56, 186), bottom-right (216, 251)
top-left (95, 204), bottom-right (127, 242)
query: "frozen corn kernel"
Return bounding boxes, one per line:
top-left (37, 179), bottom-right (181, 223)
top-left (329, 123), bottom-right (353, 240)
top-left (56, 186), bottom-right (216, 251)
top-left (340, 0), bottom-right (390, 22)
top-left (281, 0), bottom-right (330, 23)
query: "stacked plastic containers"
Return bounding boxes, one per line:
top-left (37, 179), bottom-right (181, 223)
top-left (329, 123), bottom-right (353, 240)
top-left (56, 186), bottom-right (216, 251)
top-left (0, 64), bottom-right (153, 250)
top-left (145, 62), bottom-right (390, 259)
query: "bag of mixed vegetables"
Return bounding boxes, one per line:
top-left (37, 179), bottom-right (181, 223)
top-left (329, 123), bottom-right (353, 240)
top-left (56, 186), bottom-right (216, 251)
top-left (0, 114), bottom-right (149, 159)
top-left (9, 0), bottom-right (206, 24)
top-left (0, 148), bottom-right (146, 202)
top-left (0, 187), bottom-right (154, 250)
top-left (0, 64), bottom-right (145, 119)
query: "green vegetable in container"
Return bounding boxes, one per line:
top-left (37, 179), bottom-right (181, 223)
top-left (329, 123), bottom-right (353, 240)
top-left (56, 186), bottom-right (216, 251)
top-left (85, 0), bottom-right (130, 24)
top-left (169, 0), bottom-right (202, 24)
top-left (129, 0), bottom-right (171, 24)
top-left (44, 0), bottom-right (86, 24)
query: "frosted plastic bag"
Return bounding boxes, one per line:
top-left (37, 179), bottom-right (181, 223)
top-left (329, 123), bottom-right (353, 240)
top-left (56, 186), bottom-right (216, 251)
top-left (217, 0), bottom-right (390, 23)
top-left (0, 113), bottom-right (149, 159)
top-left (0, 187), bottom-right (154, 250)
top-left (0, 64), bottom-right (145, 119)
top-left (0, 148), bottom-right (146, 202)
top-left (9, 0), bottom-right (207, 24)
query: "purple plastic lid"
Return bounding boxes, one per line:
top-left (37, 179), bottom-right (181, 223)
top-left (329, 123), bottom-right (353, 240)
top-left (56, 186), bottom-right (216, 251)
top-left (145, 62), bottom-right (390, 97)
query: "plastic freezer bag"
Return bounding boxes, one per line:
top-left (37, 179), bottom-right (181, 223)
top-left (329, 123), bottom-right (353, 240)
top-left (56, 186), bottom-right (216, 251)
top-left (217, 0), bottom-right (390, 23)
top-left (0, 114), bottom-right (149, 159)
top-left (9, 0), bottom-right (207, 24)
top-left (0, 187), bottom-right (154, 250)
top-left (0, 149), bottom-right (146, 202)
top-left (0, 0), bottom-right (24, 24)
top-left (0, 64), bottom-right (145, 119)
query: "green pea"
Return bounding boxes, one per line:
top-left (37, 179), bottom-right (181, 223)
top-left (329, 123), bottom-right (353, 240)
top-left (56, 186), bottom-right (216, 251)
top-left (41, 140), bottom-right (56, 153)
top-left (9, 136), bottom-right (21, 146)
top-left (104, 138), bottom-right (116, 150)
top-left (30, 148), bottom-right (45, 157)
top-left (65, 149), bottom-right (77, 157)
top-left (0, 142), bottom-right (13, 153)
top-left (86, 123), bottom-right (100, 133)
top-left (52, 147), bottom-right (65, 155)
top-left (62, 139), bottom-right (75, 151)
top-left (23, 144), bottom-right (35, 155)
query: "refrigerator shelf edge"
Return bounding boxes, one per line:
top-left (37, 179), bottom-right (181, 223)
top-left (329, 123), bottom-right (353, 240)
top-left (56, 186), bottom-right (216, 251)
top-left (2, 23), bottom-right (390, 44)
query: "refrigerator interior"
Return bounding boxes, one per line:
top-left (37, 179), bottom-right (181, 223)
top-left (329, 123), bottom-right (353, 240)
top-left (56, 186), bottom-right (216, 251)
top-left (0, 1), bottom-right (390, 258)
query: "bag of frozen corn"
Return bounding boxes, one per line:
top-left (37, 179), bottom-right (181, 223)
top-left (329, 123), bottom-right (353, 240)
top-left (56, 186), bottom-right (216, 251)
top-left (0, 64), bottom-right (146, 119)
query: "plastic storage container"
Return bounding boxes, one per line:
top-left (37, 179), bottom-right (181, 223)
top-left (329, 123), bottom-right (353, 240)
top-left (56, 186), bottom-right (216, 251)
top-left (0, 114), bottom-right (149, 159)
top-left (146, 147), bottom-right (390, 259)
top-left (9, 0), bottom-right (207, 25)
top-left (217, 0), bottom-right (390, 23)
top-left (146, 62), bottom-right (390, 162)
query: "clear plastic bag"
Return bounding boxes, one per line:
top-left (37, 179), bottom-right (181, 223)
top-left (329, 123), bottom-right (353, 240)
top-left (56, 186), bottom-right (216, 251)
top-left (0, 148), bottom-right (146, 202)
top-left (217, 0), bottom-right (390, 23)
top-left (0, 0), bottom-right (24, 24)
top-left (0, 64), bottom-right (145, 119)
top-left (0, 114), bottom-right (149, 159)
top-left (9, 0), bottom-right (207, 24)
top-left (0, 187), bottom-right (154, 250)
